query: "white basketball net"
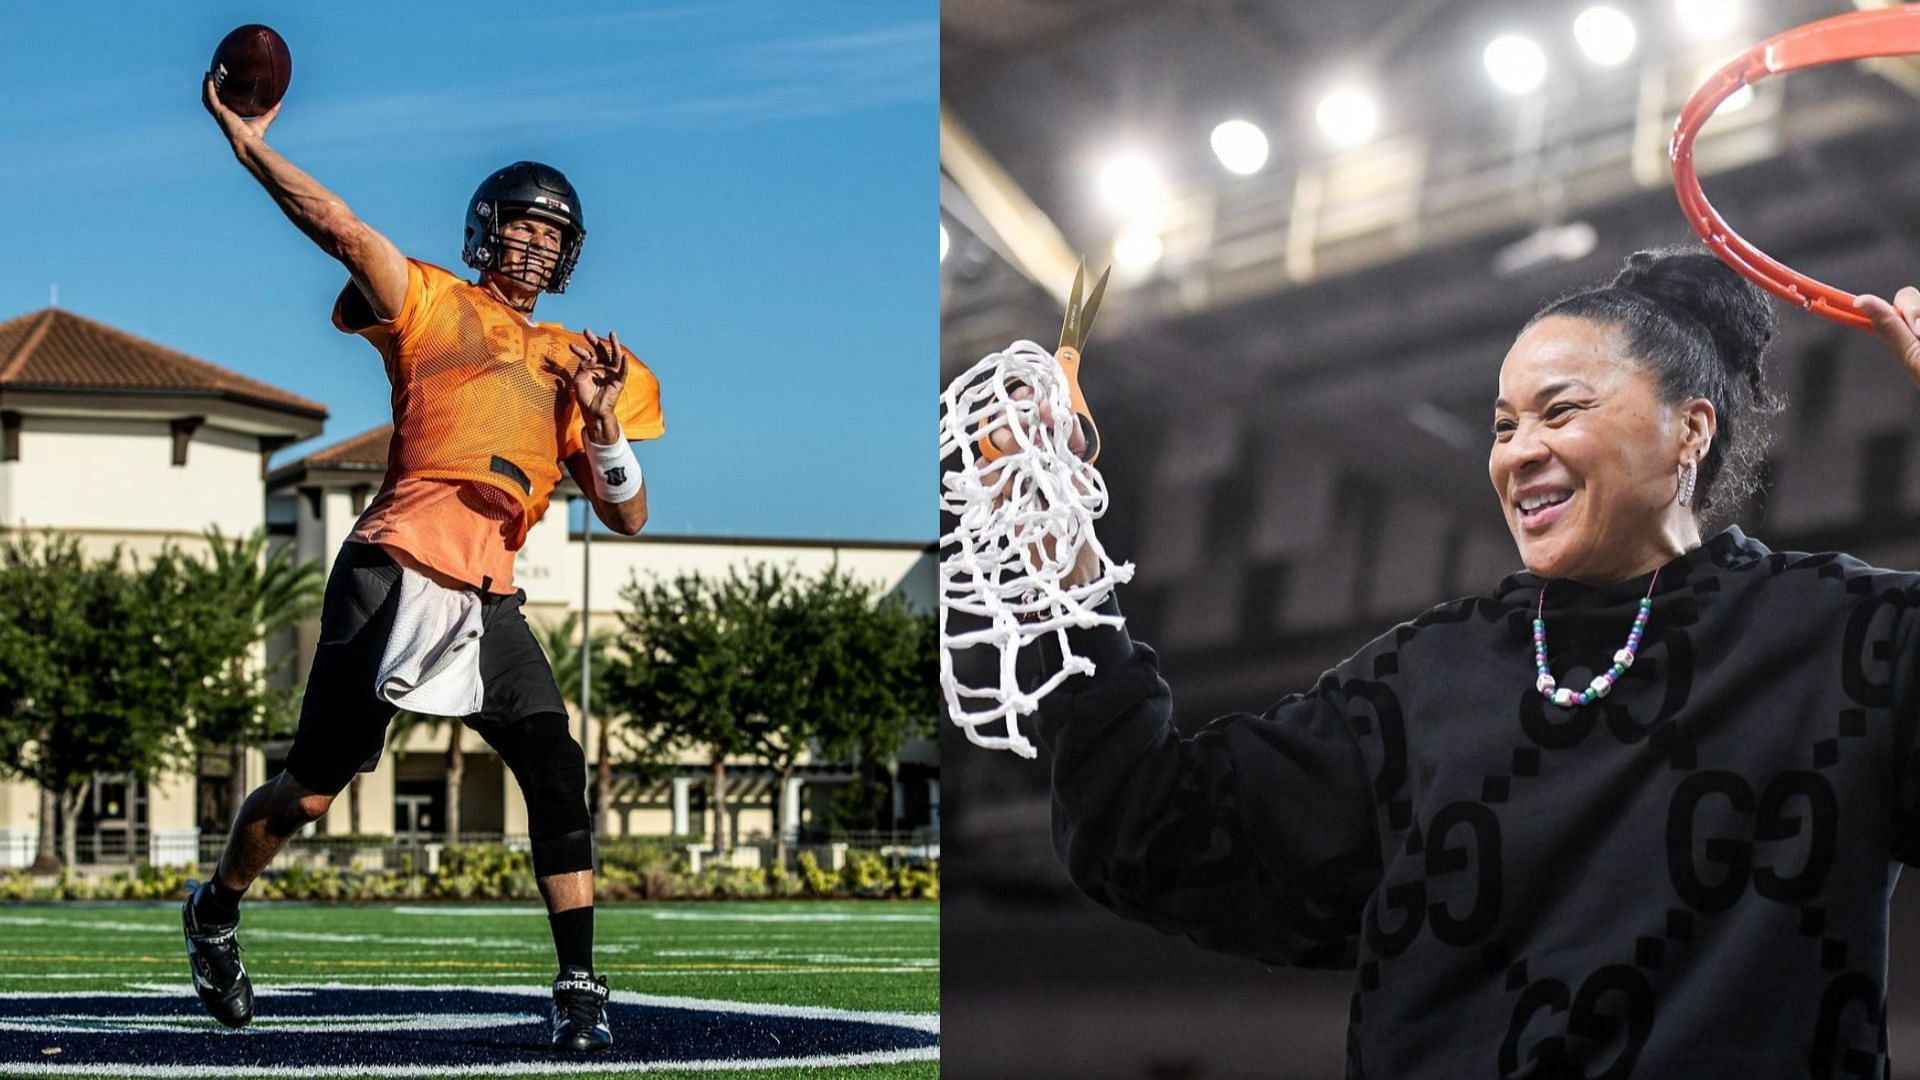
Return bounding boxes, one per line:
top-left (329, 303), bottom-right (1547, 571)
top-left (938, 340), bottom-right (1134, 758)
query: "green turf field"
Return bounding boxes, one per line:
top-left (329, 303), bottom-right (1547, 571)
top-left (0, 899), bottom-right (939, 1079)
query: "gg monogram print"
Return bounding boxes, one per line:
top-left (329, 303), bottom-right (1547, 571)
top-left (1032, 527), bottom-right (1917, 1078)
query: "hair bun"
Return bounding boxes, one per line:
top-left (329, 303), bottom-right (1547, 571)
top-left (1610, 247), bottom-right (1776, 389)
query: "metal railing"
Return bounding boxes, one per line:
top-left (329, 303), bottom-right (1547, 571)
top-left (39, 827), bottom-right (940, 873)
top-left (195, 832), bottom-right (520, 875)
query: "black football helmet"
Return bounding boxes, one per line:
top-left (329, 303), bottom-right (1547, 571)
top-left (462, 161), bottom-right (586, 294)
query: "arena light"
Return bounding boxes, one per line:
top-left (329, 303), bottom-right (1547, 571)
top-left (1315, 88), bottom-right (1380, 148)
top-left (1112, 223), bottom-right (1163, 272)
top-left (1493, 221), bottom-right (1599, 277)
top-left (940, 222), bottom-right (950, 263)
top-left (1484, 34), bottom-right (1549, 95)
top-left (1573, 6), bottom-right (1638, 67)
top-left (1676, 0), bottom-right (1742, 42)
top-left (1096, 151), bottom-right (1165, 216)
top-left (1210, 119), bottom-right (1270, 175)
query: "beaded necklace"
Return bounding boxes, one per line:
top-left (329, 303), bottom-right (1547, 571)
top-left (1533, 567), bottom-right (1659, 708)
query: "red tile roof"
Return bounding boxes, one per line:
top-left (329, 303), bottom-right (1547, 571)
top-left (0, 308), bottom-right (327, 417)
top-left (265, 423), bottom-right (393, 489)
top-left (297, 424), bottom-right (393, 470)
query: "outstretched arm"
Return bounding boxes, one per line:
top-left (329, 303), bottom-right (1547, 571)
top-left (1030, 608), bottom-right (1383, 966)
top-left (202, 76), bottom-right (408, 321)
top-left (976, 388), bottom-right (1377, 960)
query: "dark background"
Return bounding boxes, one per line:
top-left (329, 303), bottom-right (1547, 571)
top-left (940, 0), bottom-right (1920, 1075)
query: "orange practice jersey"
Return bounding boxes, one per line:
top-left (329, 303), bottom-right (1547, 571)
top-left (334, 259), bottom-right (664, 590)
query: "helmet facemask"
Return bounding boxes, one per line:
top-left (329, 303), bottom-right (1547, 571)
top-left (476, 209), bottom-right (577, 292)
top-left (461, 162), bottom-right (586, 294)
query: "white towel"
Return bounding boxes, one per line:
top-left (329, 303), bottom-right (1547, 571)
top-left (375, 568), bottom-right (485, 716)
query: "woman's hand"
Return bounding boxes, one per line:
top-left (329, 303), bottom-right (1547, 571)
top-left (983, 382), bottom-right (1089, 460)
top-left (1854, 287), bottom-right (1920, 385)
top-left (985, 384), bottom-right (1102, 589)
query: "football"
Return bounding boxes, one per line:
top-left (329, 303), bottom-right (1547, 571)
top-left (208, 24), bottom-right (291, 118)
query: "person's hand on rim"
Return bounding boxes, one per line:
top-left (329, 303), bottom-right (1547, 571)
top-left (1854, 286), bottom-right (1920, 386)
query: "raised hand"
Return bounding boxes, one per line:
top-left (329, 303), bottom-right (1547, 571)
top-left (202, 75), bottom-right (280, 145)
top-left (984, 382), bottom-right (1089, 461)
top-left (1854, 287), bottom-right (1920, 387)
top-left (983, 383), bottom-right (1100, 588)
top-left (543, 328), bottom-right (629, 445)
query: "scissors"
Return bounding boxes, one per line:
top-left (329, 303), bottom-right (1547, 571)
top-left (978, 258), bottom-right (1111, 465)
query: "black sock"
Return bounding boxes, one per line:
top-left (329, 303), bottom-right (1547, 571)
top-left (194, 877), bottom-right (245, 925)
top-left (549, 906), bottom-right (594, 974)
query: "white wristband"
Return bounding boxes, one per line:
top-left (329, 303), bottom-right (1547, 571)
top-left (587, 435), bottom-right (642, 503)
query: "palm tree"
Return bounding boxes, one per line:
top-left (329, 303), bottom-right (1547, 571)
top-left (191, 527), bottom-right (321, 821)
top-left (532, 613), bottom-right (617, 834)
top-left (385, 710), bottom-right (465, 844)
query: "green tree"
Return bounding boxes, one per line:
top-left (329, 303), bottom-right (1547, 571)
top-left (749, 564), bottom-right (936, 861)
top-left (605, 562), bottom-right (936, 863)
top-left (531, 612), bottom-right (623, 834)
top-left (0, 534), bottom-right (203, 869)
top-left (180, 527), bottom-right (321, 825)
top-left (606, 571), bottom-right (764, 853)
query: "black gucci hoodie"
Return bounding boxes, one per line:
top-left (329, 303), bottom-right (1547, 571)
top-left (1032, 526), bottom-right (1920, 1078)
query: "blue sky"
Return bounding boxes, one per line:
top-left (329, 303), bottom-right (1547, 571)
top-left (0, 2), bottom-right (934, 542)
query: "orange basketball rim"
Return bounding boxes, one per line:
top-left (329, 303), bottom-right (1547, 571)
top-left (1672, 5), bottom-right (1920, 332)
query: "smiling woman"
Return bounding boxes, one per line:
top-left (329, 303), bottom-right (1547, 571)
top-left (1489, 249), bottom-right (1784, 585)
top-left (997, 244), bottom-right (1920, 1076)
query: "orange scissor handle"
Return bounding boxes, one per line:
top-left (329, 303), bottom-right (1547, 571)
top-left (976, 260), bottom-right (1110, 466)
top-left (1673, 5), bottom-right (1920, 331)
top-left (974, 347), bottom-right (1100, 466)
top-left (1054, 345), bottom-right (1101, 465)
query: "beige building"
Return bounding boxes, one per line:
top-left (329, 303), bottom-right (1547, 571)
top-left (0, 308), bottom-right (936, 868)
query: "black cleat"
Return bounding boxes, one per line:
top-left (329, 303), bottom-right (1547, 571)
top-left (550, 967), bottom-right (613, 1052)
top-left (182, 879), bottom-right (254, 1028)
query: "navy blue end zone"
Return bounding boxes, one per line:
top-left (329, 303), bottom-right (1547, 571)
top-left (0, 985), bottom-right (940, 1073)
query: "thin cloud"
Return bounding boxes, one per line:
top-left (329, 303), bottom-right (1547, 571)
top-left (509, 5), bottom-right (713, 31)
top-left (266, 21), bottom-right (935, 145)
top-left (725, 22), bottom-right (935, 115)
top-left (14, 16), bottom-right (936, 177)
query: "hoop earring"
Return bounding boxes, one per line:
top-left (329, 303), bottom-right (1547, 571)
top-left (1677, 459), bottom-right (1698, 508)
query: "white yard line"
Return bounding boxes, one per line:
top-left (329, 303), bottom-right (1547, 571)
top-left (0, 981), bottom-right (938, 1077)
top-left (0, 1046), bottom-right (940, 1077)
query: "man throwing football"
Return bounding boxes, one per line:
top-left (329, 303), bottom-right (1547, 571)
top-left (182, 76), bottom-right (662, 1053)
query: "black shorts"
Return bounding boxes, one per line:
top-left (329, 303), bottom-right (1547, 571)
top-left (281, 542), bottom-right (568, 797)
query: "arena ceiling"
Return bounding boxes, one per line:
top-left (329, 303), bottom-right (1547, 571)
top-left (940, 0), bottom-right (1920, 706)
top-left (940, 0), bottom-right (1906, 381)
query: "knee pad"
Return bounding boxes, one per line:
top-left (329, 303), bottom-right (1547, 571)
top-left (499, 713), bottom-right (593, 876)
top-left (265, 775), bottom-right (334, 837)
top-left (532, 827), bottom-right (594, 878)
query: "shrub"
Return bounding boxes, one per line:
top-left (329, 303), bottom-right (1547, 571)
top-left (841, 849), bottom-right (892, 897)
top-left (597, 839), bottom-right (689, 900)
top-left (433, 844), bottom-right (536, 900)
top-left (893, 860), bottom-right (940, 900)
top-left (796, 851), bottom-right (836, 896)
top-left (693, 866), bottom-right (770, 899)
top-left (0, 843), bottom-right (941, 901)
